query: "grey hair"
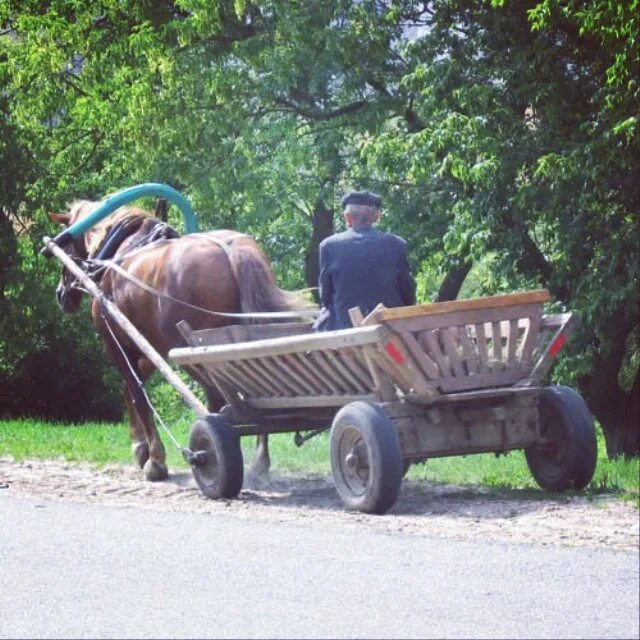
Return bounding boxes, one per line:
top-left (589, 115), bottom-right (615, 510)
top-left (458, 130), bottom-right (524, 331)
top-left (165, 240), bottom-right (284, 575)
top-left (345, 203), bottom-right (379, 226)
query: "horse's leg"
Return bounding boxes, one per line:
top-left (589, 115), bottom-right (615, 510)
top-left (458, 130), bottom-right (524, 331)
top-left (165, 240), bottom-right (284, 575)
top-left (98, 323), bottom-right (168, 480)
top-left (136, 356), bottom-right (168, 481)
top-left (199, 375), bottom-right (269, 476)
top-left (123, 384), bottom-right (149, 469)
top-left (251, 435), bottom-right (270, 477)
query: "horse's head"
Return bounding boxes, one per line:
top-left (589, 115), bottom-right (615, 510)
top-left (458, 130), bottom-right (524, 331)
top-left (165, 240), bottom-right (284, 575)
top-left (49, 200), bottom-right (96, 313)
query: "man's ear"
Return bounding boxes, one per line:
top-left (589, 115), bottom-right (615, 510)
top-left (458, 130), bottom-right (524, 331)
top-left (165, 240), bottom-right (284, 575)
top-left (49, 212), bottom-right (71, 226)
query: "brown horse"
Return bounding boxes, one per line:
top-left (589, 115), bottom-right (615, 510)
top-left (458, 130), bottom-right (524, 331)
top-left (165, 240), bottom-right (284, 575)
top-left (50, 200), bottom-right (315, 481)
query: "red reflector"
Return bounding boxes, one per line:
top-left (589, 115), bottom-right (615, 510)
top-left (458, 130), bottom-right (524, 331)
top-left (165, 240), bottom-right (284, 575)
top-left (549, 334), bottom-right (567, 357)
top-left (384, 342), bottom-right (405, 364)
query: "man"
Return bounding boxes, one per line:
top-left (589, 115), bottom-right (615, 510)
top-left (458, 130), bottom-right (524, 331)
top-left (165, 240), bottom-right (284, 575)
top-left (314, 190), bottom-right (416, 331)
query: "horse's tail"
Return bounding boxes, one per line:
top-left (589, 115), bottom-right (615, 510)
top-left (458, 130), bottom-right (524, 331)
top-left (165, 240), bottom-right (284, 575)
top-left (229, 239), bottom-right (317, 321)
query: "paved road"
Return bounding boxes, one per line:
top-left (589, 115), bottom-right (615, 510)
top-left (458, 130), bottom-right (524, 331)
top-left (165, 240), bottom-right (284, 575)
top-left (1, 494), bottom-right (638, 639)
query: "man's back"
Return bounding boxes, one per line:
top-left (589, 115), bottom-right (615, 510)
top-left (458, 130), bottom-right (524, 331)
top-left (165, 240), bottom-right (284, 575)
top-left (318, 226), bottom-right (415, 330)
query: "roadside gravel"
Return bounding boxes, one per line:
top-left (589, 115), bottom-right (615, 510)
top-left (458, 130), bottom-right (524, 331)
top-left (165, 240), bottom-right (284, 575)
top-left (1, 456), bottom-right (637, 551)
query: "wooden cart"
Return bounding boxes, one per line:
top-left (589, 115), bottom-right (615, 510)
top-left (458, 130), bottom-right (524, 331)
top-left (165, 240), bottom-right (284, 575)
top-left (169, 289), bottom-right (597, 514)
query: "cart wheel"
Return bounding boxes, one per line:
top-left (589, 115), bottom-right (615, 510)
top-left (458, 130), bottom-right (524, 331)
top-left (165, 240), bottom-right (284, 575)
top-left (330, 402), bottom-right (403, 514)
top-left (525, 386), bottom-right (597, 492)
top-left (189, 414), bottom-right (243, 499)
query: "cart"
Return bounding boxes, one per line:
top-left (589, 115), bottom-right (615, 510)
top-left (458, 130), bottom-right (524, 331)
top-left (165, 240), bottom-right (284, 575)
top-left (168, 289), bottom-right (598, 514)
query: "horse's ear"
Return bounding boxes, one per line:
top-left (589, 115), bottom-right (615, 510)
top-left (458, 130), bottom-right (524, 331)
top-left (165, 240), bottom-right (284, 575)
top-left (49, 212), bottom-right (71, 226)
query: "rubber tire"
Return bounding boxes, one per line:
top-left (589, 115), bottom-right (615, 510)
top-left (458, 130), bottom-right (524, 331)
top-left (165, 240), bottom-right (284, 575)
top-left (525, 385), bottom-right (597, 492)
top-left (330, 402), bottom-right (403, 514)
top-left (189, 414), bottom-right (244, 499)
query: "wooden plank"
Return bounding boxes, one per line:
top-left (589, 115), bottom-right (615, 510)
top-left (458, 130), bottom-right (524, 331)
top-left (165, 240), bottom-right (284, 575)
top-left (474, 322), bottom-right (490, 373)
top-left (377, 303), bottom-right (544, 334)
top-left (439, 368), bottom-right (525, 392)
top-left (370, 290), bottom-right (550, 322)
top-left (530, 314), bottom-right (576, 383)
top-left (519, 311), bottom-right (542, 367)
top-left (336, 348), bottom-right (375, 389)
top-left (507, 319), bottom-right (519, 366)
top-left (169, 324), bottom-right (385, 365)
top-left (348, 306), bottom-right (396, 401)
top-left (418, 330), bottom-right (450, 378)
top-left (271, 355), bottom-right (317, 395)
top-left (309, 351), bottom-right (352, 394)
top-left (457, 326), bottom-right (478, 374)
top-left (324, 350), bottom-right (365, 393)
top-left (225, 362), bottom-right (270, 396)
top-left (400, 332), bottom-right (440, 379)
top-left (210, 363), bottom-right (256, 396)
top-left (264, 356), bottom-right (310, 396)
top-left (246, 394), bottom-right (377, 409)
top-left (440, 328), bottom-right (466, 377)
top-left (491, 321), bottom-right (503, 362)
top-left (361, 345), bottom-right (397, 401)
top-left (249, 357), bottom-right (298, 397)
top-left (234, 361), bottom-right (278, 396)
top-left (292, 353), bottom-right (333, 394)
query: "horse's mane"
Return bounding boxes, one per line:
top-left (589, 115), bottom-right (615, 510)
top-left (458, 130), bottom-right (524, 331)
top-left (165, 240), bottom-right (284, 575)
top-left (69, 199), bottom-right (157, 256)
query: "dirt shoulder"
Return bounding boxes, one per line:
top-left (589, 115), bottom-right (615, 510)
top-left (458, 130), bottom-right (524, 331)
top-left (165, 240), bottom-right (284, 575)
top-left (1, 456), bottom-right (637, 552)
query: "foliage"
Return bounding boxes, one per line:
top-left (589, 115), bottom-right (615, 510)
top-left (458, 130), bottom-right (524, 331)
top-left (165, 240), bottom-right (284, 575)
top-left (0, 0), bottom-right (637, 455)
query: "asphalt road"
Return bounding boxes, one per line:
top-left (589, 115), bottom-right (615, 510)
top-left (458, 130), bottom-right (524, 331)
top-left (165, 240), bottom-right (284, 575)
top-left (1, 494), bottom-right (638, 639)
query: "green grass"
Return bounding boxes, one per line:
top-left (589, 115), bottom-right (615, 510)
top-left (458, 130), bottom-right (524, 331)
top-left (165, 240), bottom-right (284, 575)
top-left (1, 417), bottom-right (637, 504)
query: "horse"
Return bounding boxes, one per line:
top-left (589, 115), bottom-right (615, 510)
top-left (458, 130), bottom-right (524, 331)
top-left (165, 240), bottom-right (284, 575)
top-left (49, 200), bottom-right (316, 482)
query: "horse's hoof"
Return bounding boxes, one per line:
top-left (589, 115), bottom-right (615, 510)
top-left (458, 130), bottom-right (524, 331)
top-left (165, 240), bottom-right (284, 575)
top-left (245, 468), bottom-right (271, 490)
top-left (143, 459), bottom-right (168, 482)
top-left (132, 441), bottom-right (150, 469)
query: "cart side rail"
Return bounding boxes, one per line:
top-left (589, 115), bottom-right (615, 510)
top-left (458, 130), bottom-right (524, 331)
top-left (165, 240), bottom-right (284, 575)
top-left (359, 290), bottom-right (569, 394)
top-left (169, 324), bottom-right (434, 409)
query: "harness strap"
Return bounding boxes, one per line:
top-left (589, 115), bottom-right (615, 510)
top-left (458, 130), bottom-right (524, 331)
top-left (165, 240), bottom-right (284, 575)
top-left (90, 258), bottom-right (318, 320)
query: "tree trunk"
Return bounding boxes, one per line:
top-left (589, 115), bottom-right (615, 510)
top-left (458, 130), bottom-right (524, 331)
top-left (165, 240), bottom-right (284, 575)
top-left (435, 261), bottom-right (473, 302)
top-left (304, 198), bottom-right (334, 301)
top-left (577, 314), bottom-right (640, 458)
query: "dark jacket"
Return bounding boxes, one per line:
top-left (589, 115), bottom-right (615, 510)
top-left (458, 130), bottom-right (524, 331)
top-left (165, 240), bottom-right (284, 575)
top-left (315, 226), bottom-right (416, 331)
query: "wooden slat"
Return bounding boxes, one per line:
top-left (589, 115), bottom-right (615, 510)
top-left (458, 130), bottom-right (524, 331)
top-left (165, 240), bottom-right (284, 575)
top-left (229, 362), bottom-right (273, 396)
top-left (337, 348), bottom-right (375, 389)
top-left (376, 303), bottom-right (543, 334)
top-left (530, 313), bottom-right (576, 383)
top-left (474, 322), bottom-right (490, 373)
top-left (439, 368), bottom-right (524, 392)
top-left (440, 328), bottom-right (466, 377)
top-left (519, 312), bottom-right (542, 367)
top-left (323, 350), bottom-right (365, 393)
top-left (491, 321), bottom-right (503, 362)
top-left (309, 351), bottom-right (352, 394)
top-left (236, 360), bottom-right (280, 396)
top-left (272, 355), bottom-right (317, 395)
top-left (265, 357), bottom-right (310, 396)
top-left (348, 307), bottom-right (396, 401)
top-left (250, 357), bottom-right (297, 397)
top-left (169, 325), bottom-right (385, 365)
top-left (418, 330), bottom-right (450, 378)
top-left (457, 327), bottom-right (479, 374)
top-left (507, 319), bottom-right (519, 366)
top-left (292, 353), bottom-right (333, 394)
top-left (213, 363), bottom-right (257, 396)
top-left (368, 290), bottom-right (550, 322)
top-left (246, 394), bottom-right (377, 409)
top-left (400, 332), bottom-right (440, 379)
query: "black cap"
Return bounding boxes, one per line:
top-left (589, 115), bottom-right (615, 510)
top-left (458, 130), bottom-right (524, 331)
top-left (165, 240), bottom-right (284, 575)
top-left (341, 190), bottom-right (382, 209)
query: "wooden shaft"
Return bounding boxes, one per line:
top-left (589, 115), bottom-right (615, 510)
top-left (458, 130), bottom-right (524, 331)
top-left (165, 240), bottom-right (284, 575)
top-left (43, 236), bottom-right (209, 417)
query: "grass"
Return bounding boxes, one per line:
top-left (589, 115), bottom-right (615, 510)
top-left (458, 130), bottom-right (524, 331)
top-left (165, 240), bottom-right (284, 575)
top-left (1, 416), bottom-right (637, 504)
